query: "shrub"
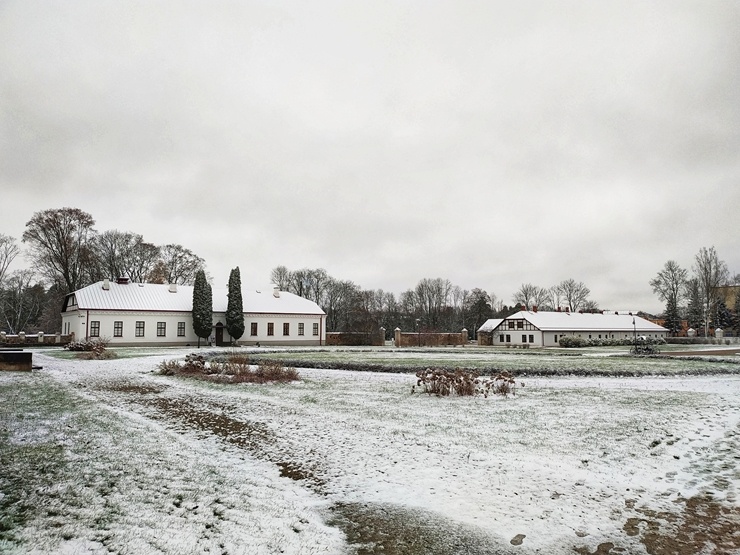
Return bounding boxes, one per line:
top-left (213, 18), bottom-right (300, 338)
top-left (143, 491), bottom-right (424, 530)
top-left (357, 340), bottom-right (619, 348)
top-left (157, 359), bottom-right (181, 376)
top-left (413, 368), bottom-right (518, 397)
top-left (557, 336), bottom-right (586, 348)
top-left (158, 353), bottom-right (299, 384)
top-left (252, 359), bottom-right (299, 383)
top-left (65, 338), bottom-right (114, 359)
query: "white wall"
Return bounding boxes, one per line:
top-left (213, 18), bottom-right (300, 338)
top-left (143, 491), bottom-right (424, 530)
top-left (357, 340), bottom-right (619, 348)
top-left (62, 307), bottom-right (326, 346)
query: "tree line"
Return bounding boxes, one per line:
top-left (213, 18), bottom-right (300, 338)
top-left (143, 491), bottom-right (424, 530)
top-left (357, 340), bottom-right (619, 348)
top-left (269, 266), bottom-right (600, 339)
top-left (5, 208), bottom-right (735, 340)
top-left (0, 207), bottom-right (207, 334)
top-left (651, 246), bottom-right (740, 337)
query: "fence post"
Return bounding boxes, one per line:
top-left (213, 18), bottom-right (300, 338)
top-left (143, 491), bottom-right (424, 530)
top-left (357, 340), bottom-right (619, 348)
top-left (394, 327), bottom-right (401, 347)
top-left (461, 328), bottom-right (467, 347)
top-left (38, 332), bottom-right (44, 343)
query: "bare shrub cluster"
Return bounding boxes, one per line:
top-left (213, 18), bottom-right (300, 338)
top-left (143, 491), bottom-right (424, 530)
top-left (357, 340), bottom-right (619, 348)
top-left (413, 368), bottom-right (519, 397)
top-left (157, 353), bottom-right (299, 384)
top-left (64, 338), bottom-right (115, 359)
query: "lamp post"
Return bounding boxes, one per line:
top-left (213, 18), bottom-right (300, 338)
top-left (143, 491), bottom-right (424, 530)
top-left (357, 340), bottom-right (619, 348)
top-left (632, 317), bottom-right (637, 352)
top-left (416, 318), bottom-right (421, 347)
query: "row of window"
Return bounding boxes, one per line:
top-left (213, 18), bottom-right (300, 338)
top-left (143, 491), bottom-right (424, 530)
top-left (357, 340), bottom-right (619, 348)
top-left (89, 321), bottom-right (320, 338)
top-left (90, 321), bottom-right (186, 338)
top-left (500, 334), bottom-right (535, 343)
top-left (506, 320), bottom-right (537, 331)
top-left (255, 322), bottom-right (319, 336)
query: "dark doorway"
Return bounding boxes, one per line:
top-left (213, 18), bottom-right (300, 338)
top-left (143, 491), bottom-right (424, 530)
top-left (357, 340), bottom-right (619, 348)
top-left (215, 322), bottom-right (224, 346)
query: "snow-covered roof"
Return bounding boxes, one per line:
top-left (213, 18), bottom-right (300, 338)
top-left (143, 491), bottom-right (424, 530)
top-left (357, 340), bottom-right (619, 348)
top-left (477, 318), bottom-right (504, 333)
top-left (67, 281), bottom-right (325, 316)
top-left (478, 311), bottom-right (667, 333)
top-left (490, 310), bottom-right (667, 332)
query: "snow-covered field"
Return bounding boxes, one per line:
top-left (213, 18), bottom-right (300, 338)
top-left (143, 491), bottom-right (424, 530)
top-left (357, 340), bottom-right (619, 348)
top-left (1, 349), bottom-right (739, 554)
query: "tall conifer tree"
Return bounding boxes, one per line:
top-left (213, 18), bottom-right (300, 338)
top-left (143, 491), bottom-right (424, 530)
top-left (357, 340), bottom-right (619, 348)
top-left (226, 267), bottom-right (245, 343)
top-left (192, 269), bottom-right (212, 347)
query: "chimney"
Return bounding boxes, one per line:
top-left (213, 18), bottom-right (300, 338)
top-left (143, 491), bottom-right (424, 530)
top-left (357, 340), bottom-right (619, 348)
top-left (533, 305), bottom-right (538, 312)
top-left (102, 278), bottom-right (110, 290)
top-left (565, 307), bottom-right (570, 313)
top-left (168, 283), bottom-right (177, 293)
top-left (116, 276), bottom-right (130, 285)
top-left (273, 286), bottom-right (280, 298)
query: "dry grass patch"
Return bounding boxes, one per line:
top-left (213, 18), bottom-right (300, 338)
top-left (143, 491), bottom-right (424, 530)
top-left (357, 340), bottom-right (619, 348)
top-left (157, 353), bottom-right (299, 384)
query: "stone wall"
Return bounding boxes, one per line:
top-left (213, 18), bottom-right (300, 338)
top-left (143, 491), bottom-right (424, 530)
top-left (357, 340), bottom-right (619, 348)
top-left (0, 332), bottom-right (74, 346)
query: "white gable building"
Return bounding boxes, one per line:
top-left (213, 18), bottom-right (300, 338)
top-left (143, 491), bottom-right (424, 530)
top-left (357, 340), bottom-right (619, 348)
top-left (477, 310), bottom-right (667, 347)
top-left (62, 278), bottom-right (326, 346)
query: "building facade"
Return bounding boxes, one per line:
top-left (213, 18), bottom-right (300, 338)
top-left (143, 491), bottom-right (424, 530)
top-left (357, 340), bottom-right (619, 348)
top-left (477, 310), bottom-right (668, 347)
top-left (62, 278), bottom-right (326, 346)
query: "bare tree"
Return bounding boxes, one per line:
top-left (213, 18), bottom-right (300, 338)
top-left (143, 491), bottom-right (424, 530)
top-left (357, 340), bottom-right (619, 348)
top-left (22, 207), bottom-right (97, 293)
top-left (513, 283), bottom-right (550, 309)
top-left (414, 278), bottom-right (453, 330)
top-left (270, 265), bottom-right (292, 291)
top-left (650, 260), bottom-right (687, 331)
top-left (553, 279), bottom-right (591, 312)
top-left (692, 246), bottom-right (729, 336)
top-left (93, 230), bottom-right (160, 282)
top-left (0, 270), bottom-right (44, 334)
top-left (512, 283), bottom-right (539, 308)
top-left (151, 244), bottom-right (206, 285)
top-left (0, 234), bottom-right (20, 287)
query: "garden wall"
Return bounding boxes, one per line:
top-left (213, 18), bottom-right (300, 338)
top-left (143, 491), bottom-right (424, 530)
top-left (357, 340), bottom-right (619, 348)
top-left (394, 328), bottom-right (468, 347)
top-left (326, 330), bottom-right (386, 346)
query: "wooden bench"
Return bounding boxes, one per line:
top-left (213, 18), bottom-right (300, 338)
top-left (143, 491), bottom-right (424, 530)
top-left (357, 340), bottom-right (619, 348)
top-left (0, 350), bottom-right (32, 372)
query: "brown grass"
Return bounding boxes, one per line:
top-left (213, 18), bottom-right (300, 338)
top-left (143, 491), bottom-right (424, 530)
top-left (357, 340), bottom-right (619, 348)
top-left (157, 353), bottom-right (299, 384)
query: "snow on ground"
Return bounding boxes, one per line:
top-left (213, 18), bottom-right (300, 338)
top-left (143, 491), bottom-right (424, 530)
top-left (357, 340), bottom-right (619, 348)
top-left (1, 349), bottom-right (739, 554)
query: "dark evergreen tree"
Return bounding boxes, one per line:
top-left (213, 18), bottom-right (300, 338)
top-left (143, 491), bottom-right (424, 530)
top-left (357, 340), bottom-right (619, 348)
top-left (226, 267), bottom-right (245, 343)
top-left (685, 278), bottom-right (703, 333)
top-left (663, 296), bottom-right (682, 336)
top-left (192, 269), bottom-right (212, 347)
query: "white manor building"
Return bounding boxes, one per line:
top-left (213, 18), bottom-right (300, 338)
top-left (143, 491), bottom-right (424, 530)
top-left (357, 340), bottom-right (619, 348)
top-left (62, 277), bottom-right (326, 346)
top-left (477, 309), bottom-right (668, 347)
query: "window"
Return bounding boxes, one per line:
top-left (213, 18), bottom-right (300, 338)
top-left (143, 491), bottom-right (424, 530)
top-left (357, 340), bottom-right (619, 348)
top-left (529, 334), bottom-right (534, 343)
top-left (554, 334), bottom-right (558, 343)
top-left (499, 335), bottom-right (504, 342)
top-left (177, 322), bottom-right (186, 337)
top-left (283, 323), bottom-right (290, 336)
top-left (517, 320), bottom-right (523, 329)
top-left (114, 321), bottom-right (123, 337)
top-left (267, 323), bottom-right (274, 336)
top-left (508, 321), bottom-right (515, 329)
top-left (313, 323), bottom-right (319, 336)
top-left (90, 321), bottom-right (100, 337)
top-left (157, 322), bottom-right (166, 337)
top-left (135, 321), bottom-right (145, 337)
top-left (505, 334), bottom-right (511, 342)
top-left (522, 334), bottom-right (527, 343)
top-left (250, 322), bottom-right (258, 336)
top-left (298, 323), bottom-right (304, 336)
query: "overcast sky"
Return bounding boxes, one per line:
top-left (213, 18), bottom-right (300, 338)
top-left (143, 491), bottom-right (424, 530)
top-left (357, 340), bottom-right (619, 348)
top-left (1, 1), bottom-right (739, 314)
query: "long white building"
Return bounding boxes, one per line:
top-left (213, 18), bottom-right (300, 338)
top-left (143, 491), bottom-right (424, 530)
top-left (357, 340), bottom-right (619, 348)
top-left (477, 310), bottom-right (667, 347)
top-left (61, 278), bottom-right (326, 346)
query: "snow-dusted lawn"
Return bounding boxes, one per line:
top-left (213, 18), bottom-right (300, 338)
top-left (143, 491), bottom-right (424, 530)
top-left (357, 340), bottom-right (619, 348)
top-left (1, 349), bottom-right (739, 554)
